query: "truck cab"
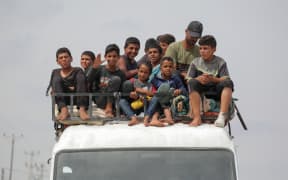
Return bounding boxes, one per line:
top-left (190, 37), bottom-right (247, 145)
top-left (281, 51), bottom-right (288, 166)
top-left (50, 123), bottom-right (239, 180)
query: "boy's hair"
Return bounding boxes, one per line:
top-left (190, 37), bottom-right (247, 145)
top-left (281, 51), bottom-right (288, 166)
top-left (160, 56), bottom-right (174, 66)
top-left (81, 51), bottom-right (95, 62)
top-left (199, 35), bottom-right (217, 48)
top-left (138, 61), bottom-right (153, 74)
top-left (147, 42), bottom-right (162, 55)
top-left (56, 47), bottom-right (72, 58)
top-left (105, 44), bottom-right (120, 56)
top-left (156, 34), bottom-right (176, 45)
top-left (144, 38), bottom-right (158, 52)
top-left (124, 37), bottom-right (140, 49)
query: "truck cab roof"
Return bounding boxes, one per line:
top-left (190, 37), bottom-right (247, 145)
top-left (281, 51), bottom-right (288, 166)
top-left (53, 123), bottom-right (235, 154)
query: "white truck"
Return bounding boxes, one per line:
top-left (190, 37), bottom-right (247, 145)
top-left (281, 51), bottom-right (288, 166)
top-left (50, 123), bottom-right (239, 180)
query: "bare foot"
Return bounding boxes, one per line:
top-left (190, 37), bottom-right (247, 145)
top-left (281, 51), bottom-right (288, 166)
top-left (104, 108), bottom-right (114, 117)
top-left (105, 103), bottom-right (114, 117)
top-left (104, 108), bottom-right (111, 114)
top-left (79, 107), bottom-right (90, 120)
top-left (57, 107), bottom-right (70, 120)
top-left (165, 119), bottom-right (175, 125)
top-left (106, 112), bottom-right (114, 118)
top-left (159, 118), bottom-right (174, 125)
top-left (128, 116), bottom-right (139, 126)
top-left (187, 111), bottom-right (193, 120)
top-left (163, 108), bottom-right (174, 125)
top-left (189, 118), bottom-right (202, 127)
top-left (149, 119), bottom-right (165, 127)
top-left (143, 116), bottom-right (150, 127)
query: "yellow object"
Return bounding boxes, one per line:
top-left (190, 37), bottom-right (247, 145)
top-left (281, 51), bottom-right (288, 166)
top-left (131, 96), bottom-right (152, 110)
top-left (131, 99), bottom-right (143, 110)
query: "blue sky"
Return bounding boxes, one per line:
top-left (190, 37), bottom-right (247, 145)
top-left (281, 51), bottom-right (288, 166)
top-left (0, 0), bottom-right (287, 179)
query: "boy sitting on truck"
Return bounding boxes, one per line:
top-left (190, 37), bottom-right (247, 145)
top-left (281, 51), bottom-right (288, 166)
top-left (87, 44), bottom-right (126, 117)
top-left (120, 62), bottom-right (156, 126)
top-left (186, 35), bottom-right (234, 127)
top-left (50, 47), bottom-right (90, 121)
top-left (147, 42), bottom-right (162, 82)
top-left (144, 56), bottom-right (188, 127)
top-left (118, 37), bottom-right (140, 80)
top-left (80, 50), bottom-right (95, 76)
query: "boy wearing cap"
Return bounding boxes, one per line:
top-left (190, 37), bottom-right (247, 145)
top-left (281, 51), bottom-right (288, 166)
top-left (186, 35), bottom-right (234, 127)
top-left (118, 37), bottom-right (140, 79)
top-left (165, 21), bottom-right (203, 79)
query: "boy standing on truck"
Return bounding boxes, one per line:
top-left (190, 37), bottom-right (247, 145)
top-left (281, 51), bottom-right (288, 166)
top-left (50, 47), bottom-right (90, 121)
top-left (186, 35), bottom-right (234, 127)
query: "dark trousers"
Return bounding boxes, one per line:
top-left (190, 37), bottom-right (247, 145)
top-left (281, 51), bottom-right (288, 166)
top-left (52, 74), bottom-right (88, 110)
top-left (94, 76), bottom-right (122, 109)
top-left (188, 79), bottom-right (234, 100)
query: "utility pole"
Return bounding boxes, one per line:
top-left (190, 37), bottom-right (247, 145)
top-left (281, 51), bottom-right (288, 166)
top-left (34, 163), bottom-right (45, 180)
top-left (1, 168), bottom-right (4, 180)
top-left (9, 136), bottom-right (14, 180)
top-left (3, 134), bottom-right (23, 180)
top-left (39, 164), bottom-right (44, 180)
top-left (25, 151), bottom-right (40, 180)
top-left (24, 151), bottom-right (47, 180)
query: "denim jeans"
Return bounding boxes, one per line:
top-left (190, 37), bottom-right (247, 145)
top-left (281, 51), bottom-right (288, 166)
top-left (120, 96), bottom-right (159, 119)
top-left (119, 99), bottom-right (135, 118)
top-left (144, 96), bottom-right (160, 117)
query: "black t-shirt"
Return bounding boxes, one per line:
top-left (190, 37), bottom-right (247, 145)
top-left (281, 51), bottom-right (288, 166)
top-left (87, 65), bottom-right (126, 92)
top-left (51, 67), bottom-right (86, 92)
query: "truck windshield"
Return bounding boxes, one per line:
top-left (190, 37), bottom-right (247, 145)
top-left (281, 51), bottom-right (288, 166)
top-left (54, 149), bottom-right (236, 180)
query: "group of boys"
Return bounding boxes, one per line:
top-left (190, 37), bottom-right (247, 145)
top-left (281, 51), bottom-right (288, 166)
top-left (49, 20), bottom-right (234, 128)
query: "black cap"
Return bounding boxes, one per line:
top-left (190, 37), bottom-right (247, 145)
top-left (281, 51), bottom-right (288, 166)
top-left (187, 21), bottom-right (203, 38)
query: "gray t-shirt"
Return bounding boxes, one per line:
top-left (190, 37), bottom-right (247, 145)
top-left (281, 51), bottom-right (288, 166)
top-left (133, 79), bottom-right (153, 95)
top-left (186, 55), bottom-right (230, 79)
